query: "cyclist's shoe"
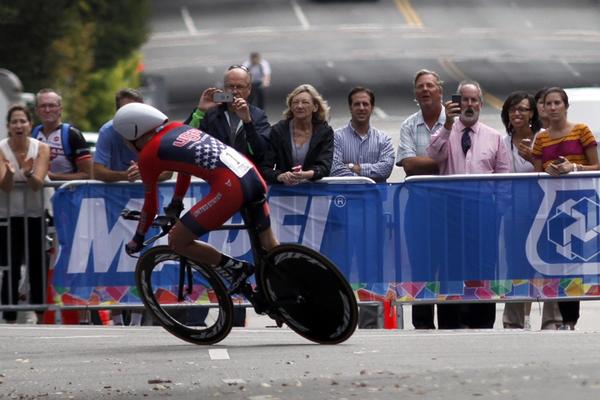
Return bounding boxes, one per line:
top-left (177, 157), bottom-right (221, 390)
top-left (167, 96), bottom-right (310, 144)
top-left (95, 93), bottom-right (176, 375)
top-left (215, 261), bottom-right (255, 293)
top-left (228, 262), bottom-right (255, 294)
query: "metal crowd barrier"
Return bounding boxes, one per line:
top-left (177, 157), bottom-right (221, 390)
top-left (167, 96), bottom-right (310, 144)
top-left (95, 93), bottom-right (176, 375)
top-left (0, 177), bottom-right (383, 321)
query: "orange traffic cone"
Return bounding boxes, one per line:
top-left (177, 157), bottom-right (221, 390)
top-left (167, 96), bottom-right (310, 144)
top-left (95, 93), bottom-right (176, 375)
top-left (42, 261), bottom-right (55, 324)
top-left (98, 309), bottom-right (112, 325)
top-left (383, 299), bottom-right (398, 329)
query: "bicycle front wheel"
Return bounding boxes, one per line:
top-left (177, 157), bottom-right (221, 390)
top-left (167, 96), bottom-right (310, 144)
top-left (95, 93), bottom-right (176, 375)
top-left (258, 244), bottom-right (358, 344)
top-left (136, 246), bottom-right (234, 345)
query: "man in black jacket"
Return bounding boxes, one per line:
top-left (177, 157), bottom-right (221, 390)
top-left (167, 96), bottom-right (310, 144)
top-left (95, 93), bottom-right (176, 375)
top-left (184, 66), bottom-right (270, 166)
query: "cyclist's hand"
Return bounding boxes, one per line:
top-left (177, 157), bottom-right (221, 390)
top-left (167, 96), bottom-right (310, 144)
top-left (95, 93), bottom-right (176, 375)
top-left (125, 232), bottom-right (145, 256)
top-left (125, 240), bottom-right (142, 255)
top-left (164, 199), bottom-right (184, 219)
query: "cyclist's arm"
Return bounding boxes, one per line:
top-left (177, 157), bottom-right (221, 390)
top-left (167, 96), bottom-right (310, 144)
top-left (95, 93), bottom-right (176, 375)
top-left (138, 175), bottom-right (160, 236)
top-left (137, 155), bottom-right (162, 235)
top-left (173, 172), bottom-right (191, 201)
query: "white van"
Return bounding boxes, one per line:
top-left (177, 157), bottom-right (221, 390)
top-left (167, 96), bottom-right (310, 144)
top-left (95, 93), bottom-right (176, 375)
top-left (565, 87), bottom-right (600, 156)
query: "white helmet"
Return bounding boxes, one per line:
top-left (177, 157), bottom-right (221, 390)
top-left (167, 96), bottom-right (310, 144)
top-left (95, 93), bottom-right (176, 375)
top-left (113, 103), bottom-right (168, 141)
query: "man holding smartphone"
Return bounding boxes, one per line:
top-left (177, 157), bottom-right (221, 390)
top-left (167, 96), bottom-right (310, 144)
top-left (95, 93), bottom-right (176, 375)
top-left (426, 80), bottom-right (511, 329)
top-left (184, 65), bottom-right (270, 167)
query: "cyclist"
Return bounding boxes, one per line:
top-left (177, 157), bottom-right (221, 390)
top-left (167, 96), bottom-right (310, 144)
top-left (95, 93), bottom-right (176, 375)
top-left (112, 103), bottom-right (279, 288)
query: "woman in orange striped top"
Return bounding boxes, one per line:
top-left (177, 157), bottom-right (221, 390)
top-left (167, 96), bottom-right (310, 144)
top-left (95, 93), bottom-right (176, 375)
top-left (532, 87), bottom-right (598, 175)
top-left (531, 87), bottom-right (599, 330)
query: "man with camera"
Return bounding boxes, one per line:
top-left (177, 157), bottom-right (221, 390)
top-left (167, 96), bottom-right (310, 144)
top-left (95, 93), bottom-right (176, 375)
top-left (184, 66), bottom-right (270, 166)
top-left (426, 79), bottom-right (511, 329)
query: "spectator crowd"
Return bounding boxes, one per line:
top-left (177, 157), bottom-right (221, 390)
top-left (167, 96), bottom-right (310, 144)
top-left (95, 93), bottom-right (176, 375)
top-left (1, 60), bottom-right (598, 331)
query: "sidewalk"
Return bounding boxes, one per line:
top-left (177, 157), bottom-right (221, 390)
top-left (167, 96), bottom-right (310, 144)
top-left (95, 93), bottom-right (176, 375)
top-left (244, 300), bottom-right (600, 331)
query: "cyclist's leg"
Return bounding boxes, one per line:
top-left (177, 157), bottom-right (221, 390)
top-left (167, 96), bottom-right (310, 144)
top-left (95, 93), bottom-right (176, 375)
top-left (259, 228), bottom-right (278, 252)
top-left (170, 169), bottom-right (252, 282)
top-left (168, 222), bottom-right (222, 265)
top-left (238, 167), bottom-right (279, 252)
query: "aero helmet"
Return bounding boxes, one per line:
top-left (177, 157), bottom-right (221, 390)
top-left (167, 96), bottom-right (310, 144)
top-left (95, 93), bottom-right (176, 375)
top-left (113, 103), bottom-right (168, 141)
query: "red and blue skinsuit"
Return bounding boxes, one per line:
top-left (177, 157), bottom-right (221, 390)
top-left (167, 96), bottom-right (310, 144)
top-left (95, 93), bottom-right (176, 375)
top-left (136, 122), bottom-right (271, 237)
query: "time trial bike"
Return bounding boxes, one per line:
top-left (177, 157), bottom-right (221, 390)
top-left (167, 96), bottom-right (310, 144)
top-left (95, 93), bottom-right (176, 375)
top-left (121, 203), bottom-right (358, 345)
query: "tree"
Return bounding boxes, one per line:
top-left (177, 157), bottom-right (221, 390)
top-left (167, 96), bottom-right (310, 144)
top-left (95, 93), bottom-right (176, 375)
top-left (0, 0), bottom-right (150, 130)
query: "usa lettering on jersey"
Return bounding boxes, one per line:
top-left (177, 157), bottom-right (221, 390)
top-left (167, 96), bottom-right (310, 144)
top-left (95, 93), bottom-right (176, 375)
top-left (173, 128), bottom-right (203, 147)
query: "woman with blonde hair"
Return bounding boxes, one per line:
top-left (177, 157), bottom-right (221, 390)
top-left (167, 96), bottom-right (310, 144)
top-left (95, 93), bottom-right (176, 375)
top-left (1, 105), bottom-right (50, 323)
top-left (261, 84), bottom-right (333, 184)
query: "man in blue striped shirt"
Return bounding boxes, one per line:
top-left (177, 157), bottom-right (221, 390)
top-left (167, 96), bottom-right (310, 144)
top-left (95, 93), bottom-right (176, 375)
top-left (331, 87), bottom-right (395, 182)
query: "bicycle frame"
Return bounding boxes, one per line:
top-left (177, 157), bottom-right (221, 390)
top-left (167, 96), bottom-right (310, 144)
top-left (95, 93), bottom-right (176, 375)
top-left (124, 203), bottom-right (270, 307)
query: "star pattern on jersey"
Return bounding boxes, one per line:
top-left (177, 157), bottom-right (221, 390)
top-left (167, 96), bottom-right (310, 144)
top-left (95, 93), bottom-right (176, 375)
top-left (193, 137), bottom-right (226, 169)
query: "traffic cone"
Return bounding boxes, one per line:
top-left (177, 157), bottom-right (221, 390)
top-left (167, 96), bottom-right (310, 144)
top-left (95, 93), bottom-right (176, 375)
top-left (98, 309), bottom-right (112, 325)
top-left (383, 299), bottom-right (398, 329)
top-left (42, 255), bottom-right (55, 324)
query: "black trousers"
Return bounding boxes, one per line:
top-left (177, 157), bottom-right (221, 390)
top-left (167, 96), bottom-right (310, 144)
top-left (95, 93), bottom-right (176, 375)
top-left (248, 82), bottom-right (265, 110)
top-left (1, 217), bottom-right (45, 322)
top-left (412, 304), bottom-right (436, 329)
top-left (558, 300), bottom-right (580, 324)
top-left (435, 303), bottom-right (496, 329)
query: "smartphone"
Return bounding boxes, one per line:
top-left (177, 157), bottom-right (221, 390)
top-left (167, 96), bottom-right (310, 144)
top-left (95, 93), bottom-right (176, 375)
top-left (451, 94), bottom-right (462, 105)
top-left (552, 158), bottom-right (565, 165)
top-left (213, 92), bottom-right (234, 103)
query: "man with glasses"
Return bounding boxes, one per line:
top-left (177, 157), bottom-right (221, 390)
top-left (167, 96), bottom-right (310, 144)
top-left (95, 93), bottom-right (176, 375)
top-left (184, 65), bottom-right (270, 166)
top-left (426, 80), bottom-right (510, 329)
top-left (33, 88), bottom-right (92, 180)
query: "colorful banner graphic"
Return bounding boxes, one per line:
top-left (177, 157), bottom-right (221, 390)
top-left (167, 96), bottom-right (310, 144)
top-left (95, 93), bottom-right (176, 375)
top-left (51, 175), bottom-right (600, 306)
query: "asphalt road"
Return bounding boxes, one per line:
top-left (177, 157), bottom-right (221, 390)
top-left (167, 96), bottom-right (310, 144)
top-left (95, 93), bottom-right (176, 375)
top-left (142, 0), bottom-right (600, 182)
top-left (143, 0), bottom-right (600, 122)
top-left (2, 324), bottom-right (600, 399)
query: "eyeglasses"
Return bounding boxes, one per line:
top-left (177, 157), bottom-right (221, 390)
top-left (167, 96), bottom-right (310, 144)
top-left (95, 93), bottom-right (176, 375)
top-left (224, 84), bottom-right (249, 91)
top-left (37, 103), bottom-right (60, 110)
top-left (228, 65), bottom-right (249, 72)
top-left (508, 107), bottom-right (531, 114)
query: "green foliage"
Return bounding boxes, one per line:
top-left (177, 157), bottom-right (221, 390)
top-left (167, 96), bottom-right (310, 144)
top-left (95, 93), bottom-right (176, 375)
top-left (85, 1), bottom-right (150, 70)
top-left (0, 0), bottom-right (149, 130)
top-left (0, 0), bottom-right (73, 90)
top-left (86, 53), bottom-right (142, 131)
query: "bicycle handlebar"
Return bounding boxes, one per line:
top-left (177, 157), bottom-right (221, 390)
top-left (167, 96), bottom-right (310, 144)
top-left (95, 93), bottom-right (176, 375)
top-left (121, 209), bottom-right (175, 248)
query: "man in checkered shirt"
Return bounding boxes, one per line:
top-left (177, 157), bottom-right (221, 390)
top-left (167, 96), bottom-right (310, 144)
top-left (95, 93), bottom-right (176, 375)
top-left (113, 103), bottom-right (278, 288)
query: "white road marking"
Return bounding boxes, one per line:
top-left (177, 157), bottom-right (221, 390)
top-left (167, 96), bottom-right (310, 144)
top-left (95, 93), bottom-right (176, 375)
top-left (209, 348), bottom-right (230, 360)
top-left (560, 59), bottom-right (581, 77)
top-left (180, 6), bottom-right (198, 36)
top-left (373, 107), bottom-right (389, 119)
top-left (37, 335), bottom-right (125, 339)
top-left (290, 0), bottom-right (310, 30)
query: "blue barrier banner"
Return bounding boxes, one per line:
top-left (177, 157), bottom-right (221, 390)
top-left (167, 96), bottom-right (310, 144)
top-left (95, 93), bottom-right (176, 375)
top-left (398, 174), bottom-right (600, 301)
top-left (51, 176), bottom-right (600, 306)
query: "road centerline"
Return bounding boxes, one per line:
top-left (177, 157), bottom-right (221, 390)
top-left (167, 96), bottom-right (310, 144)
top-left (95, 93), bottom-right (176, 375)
top-left (180, 6), bottom-right (198, 36)
top-left (290, 0), bottom-right (310, 30)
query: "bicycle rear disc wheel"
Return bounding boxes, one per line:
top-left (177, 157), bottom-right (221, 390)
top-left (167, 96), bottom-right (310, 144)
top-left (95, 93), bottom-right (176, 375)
top-left (258, 244), bottom-right (358, 344)
top-left (136, 246), bottom-right (234, 345)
